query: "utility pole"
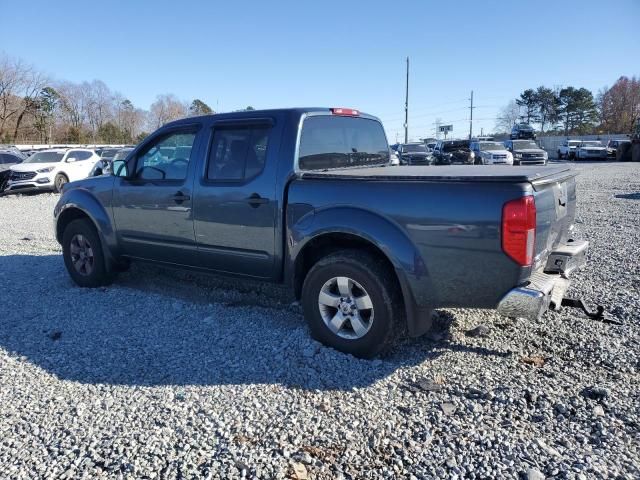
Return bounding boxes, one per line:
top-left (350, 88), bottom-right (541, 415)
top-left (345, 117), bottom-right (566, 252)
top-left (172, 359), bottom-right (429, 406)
top-left (469, 90), bottom-right (474, 140)
top-left (404, 57), bottom-right (409, 144)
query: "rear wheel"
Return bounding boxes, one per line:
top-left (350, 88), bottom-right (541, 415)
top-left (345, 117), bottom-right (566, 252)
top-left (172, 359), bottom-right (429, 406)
top-left (62, 219), bottom-right (114, 287)
top-left (301, 250), bottom-right (404, 358)
top-left (54, 173), bottom-right (68, 193)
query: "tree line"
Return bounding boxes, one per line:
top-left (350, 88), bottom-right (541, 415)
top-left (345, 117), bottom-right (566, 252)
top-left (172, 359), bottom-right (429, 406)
top-left (496, 76), bottom-right (640, 136)
top-left (0, 53), bottom-right (254, 145)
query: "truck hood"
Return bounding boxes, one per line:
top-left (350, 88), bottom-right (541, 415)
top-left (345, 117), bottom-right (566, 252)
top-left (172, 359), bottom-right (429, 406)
top-left (514, 148), bottom-right (545, 154)
top-left (11, 162), bottom-right (60, 172)
top-left (480, 149), bottom-right (510, 156)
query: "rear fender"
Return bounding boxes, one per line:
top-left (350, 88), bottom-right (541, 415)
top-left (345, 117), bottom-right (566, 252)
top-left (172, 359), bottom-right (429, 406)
top-left (288, 206), bottom-right (437, 336)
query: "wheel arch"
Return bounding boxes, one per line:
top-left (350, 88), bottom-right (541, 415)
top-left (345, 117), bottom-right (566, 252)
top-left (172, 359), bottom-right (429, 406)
top-left (55, 190), bottom-right (117, 268)
top-left (288, 207), bottom-right (436, 336)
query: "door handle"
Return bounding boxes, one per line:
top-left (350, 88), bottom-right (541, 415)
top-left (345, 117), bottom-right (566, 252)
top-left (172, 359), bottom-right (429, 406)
top-left (246, 193), bottom-right (268, 207)
top-left (172, 191), bottom-right (191, 203)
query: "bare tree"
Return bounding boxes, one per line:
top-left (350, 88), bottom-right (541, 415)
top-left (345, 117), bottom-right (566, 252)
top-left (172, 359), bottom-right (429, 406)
top-left (599, 76), bottom-right (640, 133)
top-left (495, 100), bottom-right (520, 133)
top-left (149, 94), bottom-right (188, 129)
top-left (85, 80), bottom-right (113, 139)
top-left (11, 69), bottom-right (49, 141)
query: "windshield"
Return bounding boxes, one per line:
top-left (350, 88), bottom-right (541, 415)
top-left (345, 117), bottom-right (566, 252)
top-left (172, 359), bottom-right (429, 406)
top-left (513, 140), bottom-right (538, 149)
top-left (479, 142), bottom-right (504, 151)
top-left (24, 151), bottom-right (65, 163)
top-left (517, 124), bottom-right (533, 130)
top-left (100, 149), bottom-right (120, 159)
top-left (582, 141), bottom-right (602, 147)
top-left (568, 141), bottom-right (581, 146)
top-left (113, 149), bottom-right (133, 161)
top-left (298, 116), bottom-right (389, 170)
top-left (403, 144), bottom-right (427, 153)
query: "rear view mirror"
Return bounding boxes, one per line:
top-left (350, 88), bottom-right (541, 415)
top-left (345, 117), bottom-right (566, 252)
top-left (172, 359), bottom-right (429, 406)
top-left (66, 157), bottom-right (77, 163)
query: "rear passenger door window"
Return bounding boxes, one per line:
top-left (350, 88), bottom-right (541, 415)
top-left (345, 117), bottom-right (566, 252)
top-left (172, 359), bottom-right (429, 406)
top-left (206, 126), bottom-right (270, 181)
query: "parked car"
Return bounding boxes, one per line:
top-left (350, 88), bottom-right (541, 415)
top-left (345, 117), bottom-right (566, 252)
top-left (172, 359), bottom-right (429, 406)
top-left (574, 140), bottom-right (608, 160)
top-left (606, 139), bottom-right (631, 159)
top-left (425, 141), bottom-right (437, 151)
top-left (91, 147), bottom-right (134, 176)
top-left (432, 139), bottom-right (473, 165)
top-left (397, 143), bottom-right (432, 165)
top-left (5, 148), bottom-right (100, 193)
top-left (0, 150), bottom-right (27, 192)
top-left (389, 150), bottom-right (400, 166)
top-left (510, 123), bottom-right (536, 140)
top-left (557, 139), bottom-right (582, 159)
top-left (504, 139), bottom-right (548, 165)
top-left (469, 141), bottom-right (513, 165)
top-left (54, 107), bottom-right (587, 358)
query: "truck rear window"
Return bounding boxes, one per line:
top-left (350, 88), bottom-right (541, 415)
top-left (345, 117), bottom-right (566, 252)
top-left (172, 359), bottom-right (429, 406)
top-left (298, 116), bottom-right (389, 170)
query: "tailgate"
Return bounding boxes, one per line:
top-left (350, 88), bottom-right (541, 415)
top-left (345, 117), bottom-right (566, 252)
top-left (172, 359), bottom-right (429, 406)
top-left (530, 170), bottom-right (578, 270)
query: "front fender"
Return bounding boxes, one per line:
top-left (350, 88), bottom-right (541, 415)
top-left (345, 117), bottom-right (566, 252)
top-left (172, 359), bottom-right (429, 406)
top-left (54, 185), bottom-right (118, 264)
top-left (288, 205), bottom-right (437, 336)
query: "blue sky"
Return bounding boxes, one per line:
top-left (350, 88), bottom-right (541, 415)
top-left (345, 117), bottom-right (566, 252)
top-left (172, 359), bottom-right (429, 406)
top-left (2, 0), bottom-right (639, 141)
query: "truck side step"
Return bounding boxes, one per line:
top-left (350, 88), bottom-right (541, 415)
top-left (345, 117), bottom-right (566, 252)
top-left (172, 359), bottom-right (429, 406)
top-left (560, 297), bottom-right (622, 325)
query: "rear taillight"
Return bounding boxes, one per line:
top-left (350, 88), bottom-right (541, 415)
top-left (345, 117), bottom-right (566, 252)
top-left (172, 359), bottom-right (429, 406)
top-left (502, 195), bottom-right (536, 266)
top-left (331, 107), bottom-right (360, 116)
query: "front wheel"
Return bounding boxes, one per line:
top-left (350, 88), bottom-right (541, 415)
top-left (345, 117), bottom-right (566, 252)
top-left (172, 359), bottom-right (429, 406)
top-left (62, 219), bottom-right (114, 288)
top-left (301, 250), bottom-right (404, 358)
top-left (54, 173), bottom-right (68, 193)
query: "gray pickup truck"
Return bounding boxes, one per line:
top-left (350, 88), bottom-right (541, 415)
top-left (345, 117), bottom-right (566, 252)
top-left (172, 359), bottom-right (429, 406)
top-left (54, 107), bottom-right (588, 357)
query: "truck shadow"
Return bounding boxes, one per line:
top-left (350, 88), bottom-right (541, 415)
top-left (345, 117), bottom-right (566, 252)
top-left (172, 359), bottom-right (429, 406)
top-left (0, 254), bottom-right (510, 390)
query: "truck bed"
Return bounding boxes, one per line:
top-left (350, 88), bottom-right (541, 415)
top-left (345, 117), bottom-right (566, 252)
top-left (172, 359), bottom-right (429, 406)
top-left (300, 165), bottom-right (576, 186)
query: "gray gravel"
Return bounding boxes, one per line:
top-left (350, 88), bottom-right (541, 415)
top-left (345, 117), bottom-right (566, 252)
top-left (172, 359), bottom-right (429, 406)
top-left (0, 162), bottom-right (639, 479)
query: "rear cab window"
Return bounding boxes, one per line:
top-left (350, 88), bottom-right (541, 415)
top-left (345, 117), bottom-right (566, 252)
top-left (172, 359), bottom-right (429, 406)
top-left (298, 115), bottom-right (389, 171)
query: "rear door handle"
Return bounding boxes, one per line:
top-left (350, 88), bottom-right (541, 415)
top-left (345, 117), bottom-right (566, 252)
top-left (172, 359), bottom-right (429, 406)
top-left (172, 191), bottom-right (191, 203)
top-left (246, 193), bottom-right (268, 207)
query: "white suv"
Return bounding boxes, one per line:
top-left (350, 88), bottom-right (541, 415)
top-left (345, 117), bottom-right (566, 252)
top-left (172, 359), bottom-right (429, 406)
top-left (5, 148), bottom-right (100, 193)
top-left (469, 141), bottom-right (514, 165)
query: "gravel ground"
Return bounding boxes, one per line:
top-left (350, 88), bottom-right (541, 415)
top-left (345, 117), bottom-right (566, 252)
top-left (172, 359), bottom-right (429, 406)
top-left (0, 162), bottom-right (638, 479)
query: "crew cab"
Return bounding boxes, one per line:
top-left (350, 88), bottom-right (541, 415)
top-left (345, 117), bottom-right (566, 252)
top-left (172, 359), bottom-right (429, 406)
top-left (504, 139), bottom-right (548, 165)
top-left (6, 148), bottom-right (100, 193)
top-left (469, 141), bottom-right (513, 165)
top-left (574, 140), bottom-right (607, 160)
top-left (54, 108), bottom-right (588, 357)
top-left (557, 139), bottom-right (581, 159)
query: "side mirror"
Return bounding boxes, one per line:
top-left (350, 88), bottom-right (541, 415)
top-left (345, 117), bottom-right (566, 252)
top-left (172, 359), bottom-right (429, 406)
top-left (112, 160), bottom-right (129, 178)
top-left (66, 157), bottom-right (77, 163)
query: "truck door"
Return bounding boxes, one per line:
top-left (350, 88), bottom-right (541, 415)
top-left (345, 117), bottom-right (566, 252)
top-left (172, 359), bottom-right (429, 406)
top-left (112, 125), bottom-right (203, 265)
top-left (192, 117), bottom-right (281, 278)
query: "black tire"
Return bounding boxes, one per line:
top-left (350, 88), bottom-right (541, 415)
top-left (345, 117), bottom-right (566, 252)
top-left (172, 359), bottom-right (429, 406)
top-left (557, 151), bottom-right (563, 160)
top-left (301, 249), bottom-right (404, 358)
top-left (62, 219), bottom-right (114, 288)
top-left (54, 173), bottom-right (68, 193)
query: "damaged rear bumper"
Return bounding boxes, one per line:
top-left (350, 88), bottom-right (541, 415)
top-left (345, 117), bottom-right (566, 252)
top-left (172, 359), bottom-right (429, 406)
top-left (497, 239), bottom-right (588, 320)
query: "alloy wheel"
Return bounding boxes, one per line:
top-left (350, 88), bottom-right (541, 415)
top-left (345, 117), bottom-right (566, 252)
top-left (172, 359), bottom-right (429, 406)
top-left (69, 234), bottom-right (95, 276)
top-left (318, 276), bottom-right (374, 339)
